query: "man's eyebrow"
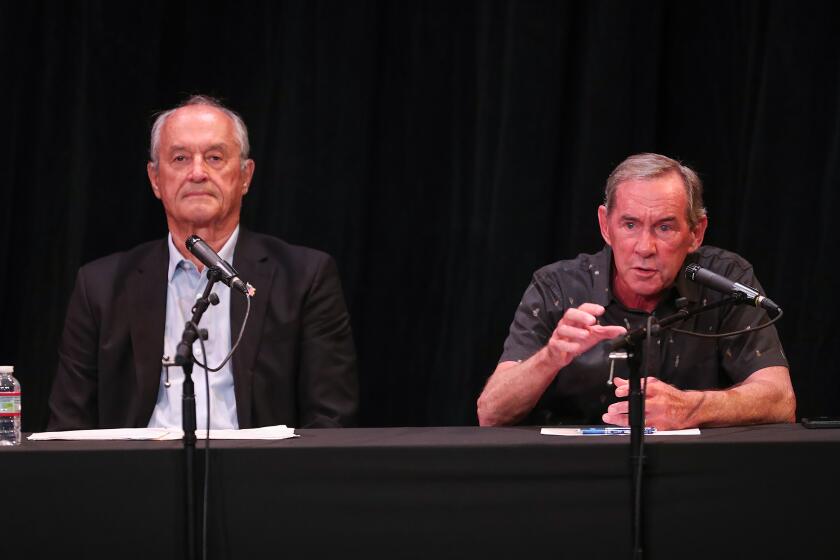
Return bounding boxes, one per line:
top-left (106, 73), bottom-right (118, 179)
top-left (618, 214), bottom-right (679, 221)
top-left (166, 143), bottom-right (230, 153)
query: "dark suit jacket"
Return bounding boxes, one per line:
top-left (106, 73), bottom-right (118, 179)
top-left (48, 229), bottom-right (359, 429)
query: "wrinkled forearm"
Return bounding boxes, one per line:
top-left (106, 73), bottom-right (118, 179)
top-left (687, 366), bottom-right (796, 427)
top-left (477, 348), bottom-right (567, 426)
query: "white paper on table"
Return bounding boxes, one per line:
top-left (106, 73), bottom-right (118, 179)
top-left (28, 428), bottom-right (178, 441)
top-left (193, 425), bottom-right (298, 440)
top-left (540, 427), bottom-right (701, 436)
top-left (28, 424), bottom-right (298, 441)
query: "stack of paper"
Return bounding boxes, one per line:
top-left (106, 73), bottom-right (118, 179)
top-left (27, 425), bottom-right (298, 441)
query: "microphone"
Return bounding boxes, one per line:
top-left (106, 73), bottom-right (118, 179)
top-left (185, 235), bottom-right (254, 296)
top-left (684, 263), bottom-right (779, 314)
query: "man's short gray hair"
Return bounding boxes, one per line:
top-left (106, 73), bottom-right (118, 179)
top-left (604, 153), bottom-right (707, 229)
top-left (149, 94), bottom-right (250, 170)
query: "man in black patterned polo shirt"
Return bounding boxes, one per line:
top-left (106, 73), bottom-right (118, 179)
top-left (477, 153), bottom-right (795, 428)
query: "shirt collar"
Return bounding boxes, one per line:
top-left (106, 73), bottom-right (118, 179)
top-left (167, 225), bottom-right (240, 283)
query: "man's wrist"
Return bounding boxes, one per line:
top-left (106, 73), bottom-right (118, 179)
top-left (681, 389), bottom-right (711, 428)
top-left (535, 345), bottom-right (570, 375)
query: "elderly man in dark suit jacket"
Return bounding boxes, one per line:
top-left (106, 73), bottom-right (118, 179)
top-left (48, 95), bottom-right (358, 430)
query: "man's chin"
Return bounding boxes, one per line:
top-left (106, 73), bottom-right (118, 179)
top-left (178, 203), bottom-right (222, 222)
top-left (626, 278), bottom-right (666, 298)
top-left (171, 211), bottom-right (224, 231)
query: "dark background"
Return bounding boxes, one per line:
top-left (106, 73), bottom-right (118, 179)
top-left (1, 0), bottom-right (838, 431)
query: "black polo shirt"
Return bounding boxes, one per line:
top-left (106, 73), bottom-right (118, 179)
top-left (499, 245), bottom-right (788, 425)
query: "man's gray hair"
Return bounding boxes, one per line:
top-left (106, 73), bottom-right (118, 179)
top-left (604, 153), bottom-right (707, 229)
top-left (149, 94), bottom-right (250, 169)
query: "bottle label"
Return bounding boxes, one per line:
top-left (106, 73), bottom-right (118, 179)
top-left (0, 393), bottom-right (21, 416)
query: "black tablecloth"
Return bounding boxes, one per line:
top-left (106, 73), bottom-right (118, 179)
top-left (5, 424), bottom-right (839, 559)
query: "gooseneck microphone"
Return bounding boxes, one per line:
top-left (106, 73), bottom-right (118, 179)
top-left (185, 234), bottom-right (253, 296)
top-left (684, 263), bottom-right (779, 314)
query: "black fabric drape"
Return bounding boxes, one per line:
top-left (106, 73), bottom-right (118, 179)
top-left (2, 1), bottom-right (839, 431)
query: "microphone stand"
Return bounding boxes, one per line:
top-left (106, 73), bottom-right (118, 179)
top-left (609, 294), bottom-right (739, 560)
top-left (174, 269), bottom-right (221, 560)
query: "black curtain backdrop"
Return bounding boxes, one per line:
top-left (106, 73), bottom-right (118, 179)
top-left (2, 1), bottom-right (839, 431)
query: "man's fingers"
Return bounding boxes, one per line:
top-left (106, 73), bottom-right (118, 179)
top-left (605, 378), bottom-right (675, 429)
top-left (642, 377), bottom-right (661, 390)
top-left (607, 401), bottom-right (629, 415)
top-left (577, 303), bottom-right (607, 317)
top-left (555, 303), bottom-right (627, 340)
top-left (614, 376), bottom-right (661, 397)
top-left (602, 411), bottom-right (628, 427)
top-left (589, 324), bottom-right (627, 338)
top-left (553, 323), bottom-right (592, 341)
top-left (562, 307), bottom-right (600, 327)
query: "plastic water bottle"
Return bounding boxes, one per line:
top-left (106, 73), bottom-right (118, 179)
top-left (0, 365), bottom-right (21, 445)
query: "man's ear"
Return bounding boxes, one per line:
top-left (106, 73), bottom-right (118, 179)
top-left (147, 162), bottom-right (162, 200)
top-left (689, 215), bottom-right (708, 252)
top-left (241, 159), bottom-right (255, 195)
top-left (598, 205), bottom-right (612, 246)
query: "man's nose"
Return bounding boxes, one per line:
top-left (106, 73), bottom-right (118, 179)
top-left (187, 156), bottom-right (209, 182)
top-left (635, 229), bottom-right (656, 256)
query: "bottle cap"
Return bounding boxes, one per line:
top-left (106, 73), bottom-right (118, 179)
top-left (0, 365), bottom-right (13, 374)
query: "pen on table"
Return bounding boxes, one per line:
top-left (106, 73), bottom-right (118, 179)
top-left (577, 427), bottom-right (656, 435)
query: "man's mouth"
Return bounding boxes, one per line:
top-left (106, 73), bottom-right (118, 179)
top-left (632, 267), bottom-right (657, 277)
top-left (183, 190), bottom-right (214, 198)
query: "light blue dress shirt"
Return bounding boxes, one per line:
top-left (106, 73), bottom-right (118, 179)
top-left (147, 227), bottom-right (240, 430)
